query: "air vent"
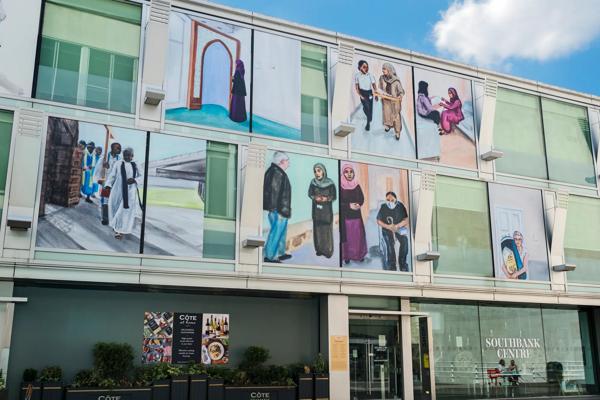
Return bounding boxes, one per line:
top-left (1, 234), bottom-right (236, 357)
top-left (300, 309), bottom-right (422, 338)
top-left (246, 143), bottom-right (267, 169)
top-left (338, 43), bottom-right (355, 66)
top-left (556, 191), bottom-right (569, 209)
top-left (484, 77), bottom-right (498, 98)
top-left (420, 170), bottom-right (437, 191)
top-left (150, 0), bottom-right (171, 24)
top-left (17, 109), bottom-right (44, 138)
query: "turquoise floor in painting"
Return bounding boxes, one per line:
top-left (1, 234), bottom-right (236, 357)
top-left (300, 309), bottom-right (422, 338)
top-left (166, 104), bottom-right (301, 140)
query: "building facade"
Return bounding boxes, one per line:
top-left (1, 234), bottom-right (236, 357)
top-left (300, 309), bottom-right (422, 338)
top-left (1, 0), bottom-right (600, 399)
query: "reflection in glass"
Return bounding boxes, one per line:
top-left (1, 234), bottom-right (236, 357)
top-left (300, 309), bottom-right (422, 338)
top-left (564, 196), bottom-right (600, 283)
top-left (494, 89), bottom-right (547, 180)
top-left (432, 176), bottom-right (493, 277)
top-left (301, 42), bottom-right (328, 144)
top-left (542, 98), bottom-right (596, 186)
top-left (0, 111), bottom-right (13, 221)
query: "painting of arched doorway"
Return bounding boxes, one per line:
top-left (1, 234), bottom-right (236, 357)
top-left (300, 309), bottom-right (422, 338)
top-left (188, 21), bottom-right (240, 111)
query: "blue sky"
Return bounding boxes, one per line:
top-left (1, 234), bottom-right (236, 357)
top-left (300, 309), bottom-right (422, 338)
top-left (212, 0), bottom-right (600, 96)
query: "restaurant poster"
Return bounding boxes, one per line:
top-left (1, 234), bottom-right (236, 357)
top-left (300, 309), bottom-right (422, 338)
top-left (143, 311), bottom-right (229, 365)
top-left (201, 313), bottom-right (230, 365)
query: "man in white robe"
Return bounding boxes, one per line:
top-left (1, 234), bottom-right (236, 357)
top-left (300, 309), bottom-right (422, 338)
top-left (95, 142), bottom-right (121, 225)
top-left (105, 147), bottom-right (142, 239)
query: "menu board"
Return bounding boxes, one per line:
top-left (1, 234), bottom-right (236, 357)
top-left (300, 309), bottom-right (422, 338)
top-left (142, 311), bottom-right (230, 365)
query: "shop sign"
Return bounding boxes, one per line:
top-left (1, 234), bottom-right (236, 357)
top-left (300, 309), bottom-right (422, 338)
top-left (485, 337), bottom-right (542, 359)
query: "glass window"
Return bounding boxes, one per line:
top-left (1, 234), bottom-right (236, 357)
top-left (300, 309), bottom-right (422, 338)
top-left (300, 42), bottom-right (328, 144)
top-left (432, 176), bottom-right (493, 276)
top-left (35, 0), bottom-right (141, 113)
top-left (542, 99), bottom-right (596, 186)
top-left (203, 142), bottom-right (237, 259)
top-left (0, 111), bottom-right (13, 221)
top-left (494, 88), bottom-right (547, 179)
top-left (542, 309), bottom-right (597, 395)
top-left (412, 302), bottom-right (483, 400)
top-left (564, 196), bottom-right (600, 283)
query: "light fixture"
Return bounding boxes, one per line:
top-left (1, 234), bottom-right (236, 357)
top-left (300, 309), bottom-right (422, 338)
top-left (416, 251), bottom-right (440, 262)
top-left (242, 235), bottom-right (266, 248)
top-left (334, 122), bottom-right (355, 137)
top-left (480, 149), bottom-right (504, 161)
top-left (144, 86), bottom-right (166, 106)
top-left (552, 263), bottom-right (576, 272)
top-left (6, 215), bottom-right (32, 230)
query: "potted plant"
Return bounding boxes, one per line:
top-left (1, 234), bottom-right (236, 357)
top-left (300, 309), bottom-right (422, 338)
top-left (0, 369), bottom-right (7, 400)
top-left (40, 366), bottom-right (63, 400)
top-left (312, 353), bottom-right (329, 400)
top-left (149, 362), bottom-right (183, 400)
top-left (206, 367), bottom-right (228, 400)
top-left (289, 363), bottom-right (313, 400)
top-left (21, 368), bottom-right (41, 400)
top-left (187, 363), bottom-right (208, 400)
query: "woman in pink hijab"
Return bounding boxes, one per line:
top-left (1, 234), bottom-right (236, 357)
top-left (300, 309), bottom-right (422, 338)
top-left (340, 163), bottom-right (367, 264)
top-left (439, 87), bottom-right (464, 134)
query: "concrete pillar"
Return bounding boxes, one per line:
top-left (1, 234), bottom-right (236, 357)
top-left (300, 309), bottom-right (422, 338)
top-left (325, 294), bottom-right (349, 400)
top-left (413, 170), bottom-right (436, 283)
top-left (137, 0), bottom-right (171, 130)
top-left (330, 42), bottom-right (355, 158)
top-left (400, 299), bottom-right (414, 400)
top-left (0, 282), bottom-right (14, 387)
top-left (238, 143), bottom-right (266, 273)
top-left (477, 77), bottom-right (498, 181)
top-left (2, 109), bottom-right (45, 259)
top-left (547, 191), bottom-right (569, 291)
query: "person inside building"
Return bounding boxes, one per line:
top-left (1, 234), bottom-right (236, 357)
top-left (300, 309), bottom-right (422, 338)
top-left (80, 141), bottom-right (97, 203)
top-left (340, 163), bottom-right (367, 264)
top-left (416, 80), bottom-right (441, 125)
top-left (229, 59), bottom-right (247, 123)
top-left (95, 142), bottom-right (121, 225)
top-left (263, 151), bottom-right (292, 263)
top-left (308, 163), bottom-right (336, 258)
top-left (439, 87), bottom-right (464, 135)
top-left (104, 147), bottom-right (142, 240)
top-left (508, 359), bottom-right (520, 385)
top-left (376, 191), bottom-right (409, 271)
top-left (378, 62), bottom-right (405, 139)
top-left (354, 60), bottom-right (377, 131)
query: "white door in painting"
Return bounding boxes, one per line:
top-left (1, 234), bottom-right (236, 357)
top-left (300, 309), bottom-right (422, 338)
top-left (494, 206), bottom-right (523, 264)
top-left (201, 40), bottom-right (231, 110)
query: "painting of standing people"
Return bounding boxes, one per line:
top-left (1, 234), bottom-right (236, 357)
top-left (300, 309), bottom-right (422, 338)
top-left (165, 11), bottom-right (251, 132)
top-left (339, 53), bottom-right (415, 160)
top-left (340, 162), bottom-right (412, 271)
top-left (36, 117), bottom-right (147, 253)
top-left (262, 151), bottom-right (339, 267)
top-left (414, 68), bottom-right (477, 169)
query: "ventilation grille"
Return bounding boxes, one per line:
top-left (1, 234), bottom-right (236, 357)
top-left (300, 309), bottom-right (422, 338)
top-left (17, 109), bottom-right (44, 138)
top-left (420, 170), bottom-right (437, 191)
top-left (246, 143), bottom-right (267, 169)
top-left (150, 0), bottom-right (171, 24)
top-left (338, 42), bottom-right (355, 66)
top-left (484, 77), bottom-right (498, 98)
top-left (556, 191), bottom-right (569, 209)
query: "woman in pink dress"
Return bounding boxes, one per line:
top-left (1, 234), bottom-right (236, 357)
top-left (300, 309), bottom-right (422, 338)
top-left (439, 87), bottom-right (464, 135)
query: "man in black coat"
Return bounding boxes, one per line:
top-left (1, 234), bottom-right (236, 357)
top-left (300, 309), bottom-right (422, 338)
top-left (263, 151), bottom-right (292, 263)
top-left (376, 191), bottom-right (409, 271)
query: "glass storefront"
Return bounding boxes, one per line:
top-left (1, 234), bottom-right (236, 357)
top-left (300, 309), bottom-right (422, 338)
top-left (412, 302), bottom-right (598, 399)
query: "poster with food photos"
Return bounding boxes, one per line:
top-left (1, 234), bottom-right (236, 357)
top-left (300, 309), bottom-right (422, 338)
top-left (201, 313), bottom-right (230, 365)
top-left (143, 311), bottom-right (174, 363)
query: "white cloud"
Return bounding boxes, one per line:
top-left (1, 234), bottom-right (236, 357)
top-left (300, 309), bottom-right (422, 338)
top-left (432, 0), bottom-right (600, 67)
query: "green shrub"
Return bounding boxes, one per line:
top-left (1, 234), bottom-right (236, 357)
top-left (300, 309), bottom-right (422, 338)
top-left (71, 369), bottom-right (100, 388)
top-left (312, 353), bottom-right (328, 374)
top-left (185, 363), bottom-right (207, 376)
top-left (22, 368), bottom-right (38, 383)
top-left (132, 366), bottom-right (154, 387)
top-left (40, 366), bottom-right (63, 383)
top-left (93, 342), bottom-right (134, 380)
top-left (0, 369), bottom-right (6, 390)
top-left (239, 346), bottom-right (270, 371)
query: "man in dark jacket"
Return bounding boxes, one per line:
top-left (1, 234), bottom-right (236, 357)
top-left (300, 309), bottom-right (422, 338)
top-left (376, 191), bottom-right (409, 271)
top-left (263, 151), bottom-right (292, 263)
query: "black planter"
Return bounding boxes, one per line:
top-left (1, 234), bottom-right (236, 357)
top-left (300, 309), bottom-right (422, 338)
top-left (313, 373), bottom-right (329, 400)
top-left (41, 382), bottom-right (63, 400)
top-left (21, 381), bottom-right (42, 400)
top-left (0, 389), bottom-right (7, 400)
top-left (224, 386), bottom-right (296, 400)
top-left (189, 374), bottom-right (208, 400)
top-left (297, 373), bottom-right (313, 400)
top-left (170, 375), bottom-right (189, 400)
top-left (152, 379), bottom-right (170, 400)
top-left (207, 378), bottom-right (224, 400)
top-left (65, 387), bottom-right (152, 400)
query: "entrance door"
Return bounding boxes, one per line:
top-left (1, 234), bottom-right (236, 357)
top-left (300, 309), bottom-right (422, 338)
top-left (349, 315), bottom-right (403, 400)
top-left (411, 316), bottom-right (435, 400)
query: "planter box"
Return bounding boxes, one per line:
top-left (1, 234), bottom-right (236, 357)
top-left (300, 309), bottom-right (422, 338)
top-left (21, 382), bottom-right (42, 400)
top-left (207, 378), bottom-right (224, 400)
top-left (313, 374), bottom-right (329, 400)
top-left (296, 373), bottom-right (313, 400)
top-left (189, 374), bottom-right (208, 400)
top-left (170, 375), bottom-right (189, 400)
top-left (65, 387), bottom-right (152, 400)
top-left (42, 382), bottom-right (64, 400)
top-left (152, 380), bottom-right (170, 400)
top-left (0, 389), bottom-right (7, 400)
top-left (224, 386), bottom-right (296, 400)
